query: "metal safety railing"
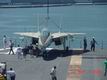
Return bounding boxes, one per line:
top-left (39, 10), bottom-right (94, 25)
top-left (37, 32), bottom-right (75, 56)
top-left (0, 37), bottom-right (107, 49)
top-left (0, 37), bottom-right (31, 49)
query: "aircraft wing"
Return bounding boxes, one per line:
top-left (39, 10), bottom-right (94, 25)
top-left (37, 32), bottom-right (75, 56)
top-left (14, 32), bottom-right (40, 38)
top-left (52, 32), bottom-right (85, 39)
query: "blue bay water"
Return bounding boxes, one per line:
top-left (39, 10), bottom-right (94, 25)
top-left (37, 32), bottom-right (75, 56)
top-left (0, 5), bottom-right (107, 48)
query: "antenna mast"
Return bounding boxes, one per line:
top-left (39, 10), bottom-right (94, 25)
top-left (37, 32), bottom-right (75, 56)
top-left (45, 0), bottom-right (50, 28)
top-left (47, 0), bottom-right (49, 19)
top-left (37, 14), bottom-right (40, 32)
top-left (59, 16), bottom-right (62, 32)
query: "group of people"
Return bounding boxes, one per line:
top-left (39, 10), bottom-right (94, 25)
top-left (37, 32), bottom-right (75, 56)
top-left (16, 44), bottom-right (41, 59)
top-left (83, 37), bottom-right (107, 77)
top-left (83, 36), bottom-right (98, 51)
top-left (0, 62), bottom-right (15, 80)
top-left (0, 65), bottom-right (57, 80)
top-left (3, 35), bottom-right (107, 79)
top-left (3, 35), bottom-right (41, 58)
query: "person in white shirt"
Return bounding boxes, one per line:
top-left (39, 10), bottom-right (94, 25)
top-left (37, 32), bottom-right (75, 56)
top-left (3, 35), bottom-right (7, 49)
top-left (7, 68), bottom-right (16, 80)
top-left (50, 66), bottom-right (57, 80)
top-left (16, 45), bottom-right (22, 59)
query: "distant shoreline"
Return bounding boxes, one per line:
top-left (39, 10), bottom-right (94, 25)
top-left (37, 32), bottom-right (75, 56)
top-left (0, 3), bottom-right (107, 8)
top-left (1, 4), bottom-right (71, 8)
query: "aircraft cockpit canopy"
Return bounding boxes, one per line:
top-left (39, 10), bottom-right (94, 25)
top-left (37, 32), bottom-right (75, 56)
top-left (41, 28), bottom-right (50, 37)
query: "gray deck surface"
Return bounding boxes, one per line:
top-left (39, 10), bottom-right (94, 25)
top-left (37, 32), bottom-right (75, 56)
top-left (0, 49), bottom-right (71, 80)
top-left (1, 48), bottom-right (107, 80)
top-left (81, 49), bottom-right (107, 80)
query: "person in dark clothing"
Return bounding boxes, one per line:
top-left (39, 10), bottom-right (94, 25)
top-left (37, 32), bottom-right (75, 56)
top-left (90, 37), bottom-right (97, 51)
top-left (83, 37), bottom-right (87, 51)
top-left (28, 44), bottom-right (33, 58)
top-left (22, 46), bottom-right (28, 59)
top-left (34, 45), bottom-right (41, 57)
top-left (9, 40), bottom-right (14, 55)
top-left (32, 46), bottom-right (36, 56)
top-left (66, 46), bottom-right (69, 52)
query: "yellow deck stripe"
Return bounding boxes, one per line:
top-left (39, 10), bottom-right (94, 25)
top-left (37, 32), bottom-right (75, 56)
top-left (66, 55), bottom-right (82, 80)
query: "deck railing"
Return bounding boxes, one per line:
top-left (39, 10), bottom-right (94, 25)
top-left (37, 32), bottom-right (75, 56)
top-left (0, 38), bottom-right (107, 49)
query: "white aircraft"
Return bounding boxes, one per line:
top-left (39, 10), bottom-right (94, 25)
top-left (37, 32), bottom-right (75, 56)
top-left (14, 26), bottom-right (85, 53)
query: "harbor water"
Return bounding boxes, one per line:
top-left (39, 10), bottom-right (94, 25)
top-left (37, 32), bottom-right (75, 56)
top-left (0, 5), bottom-right (107, 49)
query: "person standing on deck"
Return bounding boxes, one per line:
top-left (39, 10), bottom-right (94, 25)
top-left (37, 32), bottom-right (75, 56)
top-left (28, 44), bottom-right (33, 58)
top-left (90, 37), bottom-right (97, 51)
top-left (50, 66), bottom-right (57, 80)
top-left (3, 35), bottom-right (7, 49)
top-left (83, 36), bottom-right (87, 51)
top-left (8, 40), bottom-right (14, 55)
top-left (22, 46), bottom-right (28, 59)
top-left (7, 68), bottom-right (16, 80)
top-left (16, 45), bottom-right (22, 59)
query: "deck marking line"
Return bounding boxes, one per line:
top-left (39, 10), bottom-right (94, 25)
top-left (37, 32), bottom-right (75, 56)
top-left (66, 55), bottom-right (82, 80)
